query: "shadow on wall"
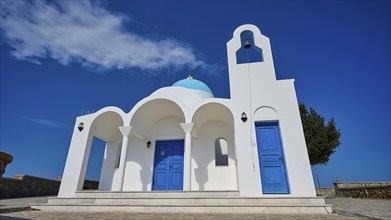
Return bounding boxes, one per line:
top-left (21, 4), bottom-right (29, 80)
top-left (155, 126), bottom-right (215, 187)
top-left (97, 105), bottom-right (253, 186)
top-left (140, 168), bottom-right (150, 191)
top-left (127, 137), bottom-right (154, 191)
top-left (193, 127), bottom-right (213, 190)
top-left (194, 165), bottom-right (209, 190)
top-left (192, 120), bottom-right (236, 191)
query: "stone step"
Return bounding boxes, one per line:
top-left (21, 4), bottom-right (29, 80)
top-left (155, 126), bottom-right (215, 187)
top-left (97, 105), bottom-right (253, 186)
top-left (74, 191), bottom-right (240, 199)
top-left (30, 204), bottom-right (332, 214)
top-left (46, 197), bottom-right (327, 206)
top-left (31, 192), bottom-right (332, 214)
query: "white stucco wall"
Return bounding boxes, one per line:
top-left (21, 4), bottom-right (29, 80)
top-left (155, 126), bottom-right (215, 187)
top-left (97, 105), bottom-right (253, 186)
top-left (98, 140), bottom-right (121, 191)
top-left (227, 24), bottom-right (316, 197)
top-left (122, 136), bottom-right (152, 191)
top-left (191, 120), bottom-right (237, 191)
top-left (249, 80), bottom-right (316, 197)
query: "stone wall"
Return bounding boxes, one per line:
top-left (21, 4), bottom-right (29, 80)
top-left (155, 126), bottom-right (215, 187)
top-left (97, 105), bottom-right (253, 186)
top-left (0, 175), bottom-right (60, 199)
top-left (83, 179), bottom-right (99, 190)
top-left (316, 188), bottom-right (336, 197)
top-left (55, 176), bottom-right (99, 190)
top-left (334, 182), bottom-right (391, 199)
top-left (0, 175), bottom-right (99, 199)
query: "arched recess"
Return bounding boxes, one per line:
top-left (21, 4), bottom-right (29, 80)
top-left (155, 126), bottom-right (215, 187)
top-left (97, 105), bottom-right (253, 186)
top-left (254, 106), bottom-right (278, 122)
top-left (122, 98), bottom-right (186, 191)
top-left (85, 109), bottom-right (125, 191)
top-left (191, 102), bottom-right (237, 191)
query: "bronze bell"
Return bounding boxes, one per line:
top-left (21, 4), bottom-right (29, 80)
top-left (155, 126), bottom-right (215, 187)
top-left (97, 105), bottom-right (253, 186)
top-left (244, 39), bottom-right (251, 49)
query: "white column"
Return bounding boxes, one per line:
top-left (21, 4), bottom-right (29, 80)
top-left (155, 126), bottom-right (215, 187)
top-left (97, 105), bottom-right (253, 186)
top-left (116, 126), bottom-right (133, 191)
top-left (59, 121), bottom-right (92, 197)
top-left (180, 123), bottom-right (194, 191)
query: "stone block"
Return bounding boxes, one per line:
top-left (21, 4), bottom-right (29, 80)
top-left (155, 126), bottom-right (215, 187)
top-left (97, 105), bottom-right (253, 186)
top-left (334, 182), bottom-right (391, 199)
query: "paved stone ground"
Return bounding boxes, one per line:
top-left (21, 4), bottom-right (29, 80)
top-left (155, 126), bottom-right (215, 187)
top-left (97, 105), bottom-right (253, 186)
top-left (0, 196), bottom-right (390, 220)
top-left (0, 197), bottom-right (48, 213)
top-left (0, 211), bottom-right (359, 220)
top-left (325, 198), bottom-right (391, 220)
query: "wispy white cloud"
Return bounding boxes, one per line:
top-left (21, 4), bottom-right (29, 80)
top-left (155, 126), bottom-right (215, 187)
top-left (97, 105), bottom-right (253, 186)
top-left (0, 0), bottom-right (217, 73)
top-left (20, 116), bottom-right (70, 129)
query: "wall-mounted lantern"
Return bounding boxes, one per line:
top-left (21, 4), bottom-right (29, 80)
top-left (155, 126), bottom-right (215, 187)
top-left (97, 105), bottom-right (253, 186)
top-left (241, 112), bottom-right (248, 123)
top-left (146, 141), bottom-right (151, 148)
top-left (78, 122), bottom-right (84, 131)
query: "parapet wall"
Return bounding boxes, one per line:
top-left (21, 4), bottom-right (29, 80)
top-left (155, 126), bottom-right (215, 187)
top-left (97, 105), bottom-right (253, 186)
top-left (315, 188), bottom-right (336, 197)
top-left (0, 174), bottom-right (98, 199)
top-left (334, 182), bottom-right (391, 199)
top-left (0, 175), bottom-right (60, 199)
top-left (2, 175), bottom-right (390, 199)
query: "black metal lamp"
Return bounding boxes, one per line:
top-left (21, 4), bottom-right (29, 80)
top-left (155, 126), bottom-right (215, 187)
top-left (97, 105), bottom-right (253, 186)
top-left (78, 122), bottom-right (84, 131)
top-left (146, 141), bottom-right (151, 148)
top-left (241, 112), bottom-right (248, 122)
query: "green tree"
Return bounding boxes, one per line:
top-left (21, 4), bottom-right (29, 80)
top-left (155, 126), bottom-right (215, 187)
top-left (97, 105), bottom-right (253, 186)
top-left (299, 103), bottom-right (341, 165)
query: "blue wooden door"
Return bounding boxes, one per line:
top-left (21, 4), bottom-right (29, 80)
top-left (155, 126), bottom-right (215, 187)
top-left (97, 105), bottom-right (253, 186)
top-left (152, 140), bottom-right (184, 190)
top-left (255, 122), bottom-right (289, 194)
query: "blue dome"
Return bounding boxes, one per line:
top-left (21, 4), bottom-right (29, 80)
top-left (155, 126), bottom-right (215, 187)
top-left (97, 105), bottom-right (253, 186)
top-left (172, 77), bottom-right (213, 95)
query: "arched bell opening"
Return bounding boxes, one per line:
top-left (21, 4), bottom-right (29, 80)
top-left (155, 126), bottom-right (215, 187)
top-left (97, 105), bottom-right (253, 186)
top-left (236, 30), bottom-right (264, 64)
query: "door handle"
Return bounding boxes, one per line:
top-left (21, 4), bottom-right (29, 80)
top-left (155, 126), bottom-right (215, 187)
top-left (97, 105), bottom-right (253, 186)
top-left (279, 156), bottom-right (282, 163)
top-left (170, 165), bottom-right (173, 170)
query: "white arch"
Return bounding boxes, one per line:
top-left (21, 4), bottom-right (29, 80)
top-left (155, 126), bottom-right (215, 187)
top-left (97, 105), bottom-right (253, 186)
top-left (190, 99), bottom-right (234, 135)
top-left (232, 24), bottom-right (263, 40)
top-left (90, 107), bottom-right (126, 142)
top-left (127, 94), bottom-right (190, 126)
top-left (254, 106), bottom-right (279, 122)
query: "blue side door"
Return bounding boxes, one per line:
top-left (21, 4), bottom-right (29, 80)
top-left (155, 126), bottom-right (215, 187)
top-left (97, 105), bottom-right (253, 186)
top-left (255, 122), bottom-right (289, 194)
top-left (152, 140), bottom-right (184, 191)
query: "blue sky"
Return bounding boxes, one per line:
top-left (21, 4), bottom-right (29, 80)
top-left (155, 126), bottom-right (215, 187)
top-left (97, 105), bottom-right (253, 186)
top-left (1, 1), bottom-right (389, 187)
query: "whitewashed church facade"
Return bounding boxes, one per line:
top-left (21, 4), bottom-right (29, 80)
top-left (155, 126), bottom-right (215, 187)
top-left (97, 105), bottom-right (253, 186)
top-left (58, 24), bottom-right (316, 199)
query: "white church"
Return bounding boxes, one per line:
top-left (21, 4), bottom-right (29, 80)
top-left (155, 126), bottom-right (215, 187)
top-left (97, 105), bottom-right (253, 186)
top-left (34, 25), bottom-right (331, 213)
